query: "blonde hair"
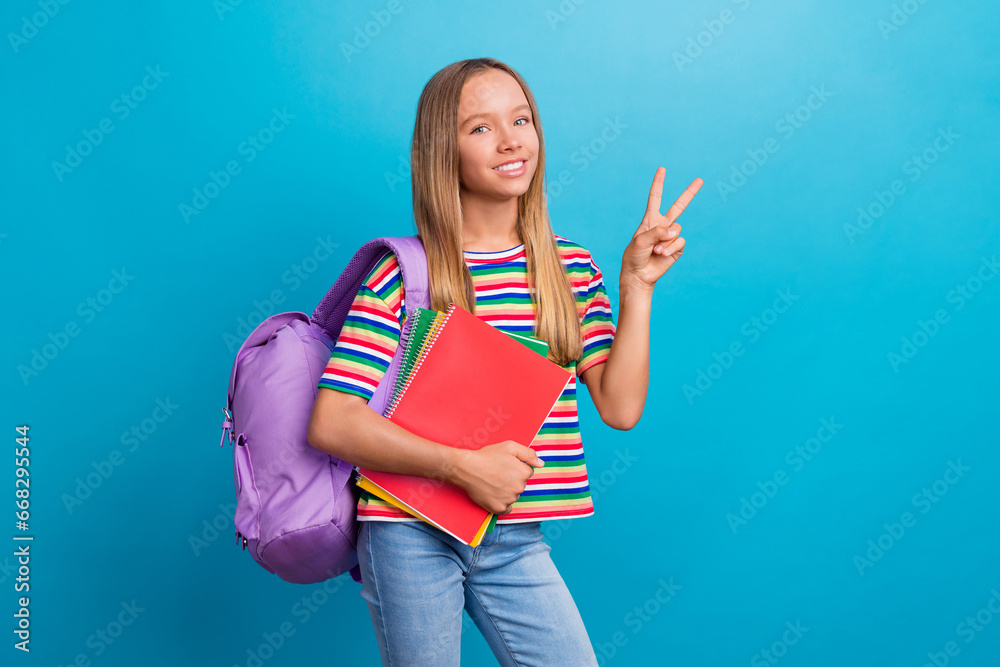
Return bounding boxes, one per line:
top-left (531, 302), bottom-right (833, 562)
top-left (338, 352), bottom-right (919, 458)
top-left (411, 57), bottom-right (583, 366)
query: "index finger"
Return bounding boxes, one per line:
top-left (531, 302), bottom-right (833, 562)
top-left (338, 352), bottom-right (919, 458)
top-left (662, 178), bottom-right (704, 224)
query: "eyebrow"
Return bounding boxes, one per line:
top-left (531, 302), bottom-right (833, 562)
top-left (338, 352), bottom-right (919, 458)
top-left (460, 104), bottom-right (531, 129)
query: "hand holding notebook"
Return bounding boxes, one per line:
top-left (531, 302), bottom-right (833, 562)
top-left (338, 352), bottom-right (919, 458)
top-left (448, 439), bottom-right (545, 513)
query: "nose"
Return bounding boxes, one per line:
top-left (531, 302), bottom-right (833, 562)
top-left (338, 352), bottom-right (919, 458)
top-left (497, 125), bottom-right (522, 152)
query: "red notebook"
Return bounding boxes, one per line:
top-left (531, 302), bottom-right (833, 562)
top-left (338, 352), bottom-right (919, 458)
top-left (357, 302), bottom-right (572, 545)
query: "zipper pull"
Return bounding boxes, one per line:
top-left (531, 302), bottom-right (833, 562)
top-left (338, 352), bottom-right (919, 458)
top-left (220, 408), bottom-right (235, 447)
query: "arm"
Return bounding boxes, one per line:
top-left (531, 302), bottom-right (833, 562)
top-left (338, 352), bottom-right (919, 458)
top-left (582, 169), bottom-right (703, 429)
top-left (307, 388), bottom-right (544, 515)
top-left (307, 388), bottom-right (460, 481)
top-left (580, 283), bottom-right (653, 431)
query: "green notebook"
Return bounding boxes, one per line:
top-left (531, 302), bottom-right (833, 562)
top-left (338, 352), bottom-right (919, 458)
top-left (386, 306), bottom-right (442, 415)
top-left (501, 329), bottom-right (550, 357)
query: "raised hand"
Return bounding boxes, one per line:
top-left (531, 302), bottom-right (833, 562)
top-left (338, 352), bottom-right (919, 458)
top-left (621, 168), bottom-right (702, 293)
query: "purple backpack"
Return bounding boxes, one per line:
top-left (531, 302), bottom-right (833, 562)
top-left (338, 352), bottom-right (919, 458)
top-left (220, 236), bottom-right (429, 584)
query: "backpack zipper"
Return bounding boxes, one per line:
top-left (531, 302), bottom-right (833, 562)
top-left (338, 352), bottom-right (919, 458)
top-left (220, 407), bottom-right (235, 447)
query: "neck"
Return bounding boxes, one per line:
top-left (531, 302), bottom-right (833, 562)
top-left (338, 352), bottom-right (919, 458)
top-left (460, 191), bottom-right (520, 251)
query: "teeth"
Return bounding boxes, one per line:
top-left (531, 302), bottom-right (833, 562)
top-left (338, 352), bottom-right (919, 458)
top-left (494, 160), bottom-right (523, 172)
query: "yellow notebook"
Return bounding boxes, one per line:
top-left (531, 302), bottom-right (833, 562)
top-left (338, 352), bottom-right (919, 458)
top-left (356, 475), bottom-right (492, 547)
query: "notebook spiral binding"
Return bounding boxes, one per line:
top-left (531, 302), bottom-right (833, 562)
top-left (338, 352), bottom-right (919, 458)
top-left (386, 308), bottom-right (434, 413)
top-left (386, 321), bottom-right (415, 413)
top-left (385, 303), bottom-right (457, 419)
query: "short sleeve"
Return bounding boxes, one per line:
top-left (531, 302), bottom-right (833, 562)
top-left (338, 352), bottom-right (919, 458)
top-left (317, 251), bottom-right (406, 401)
top-left (577, 254), bottom-right (616, 377)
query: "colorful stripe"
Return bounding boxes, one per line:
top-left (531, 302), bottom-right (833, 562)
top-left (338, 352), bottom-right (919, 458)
top-left (318, 234), bottom-right (616, 525)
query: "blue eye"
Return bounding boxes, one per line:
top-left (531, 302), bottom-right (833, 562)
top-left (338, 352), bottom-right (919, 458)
top-left (471, 117), bottom-right (530, 134)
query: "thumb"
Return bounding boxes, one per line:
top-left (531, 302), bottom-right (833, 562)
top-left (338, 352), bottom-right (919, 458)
top-left (512, 444), bottom-right (544, 468)
top-left (634, 223), bottom-right (675, 250)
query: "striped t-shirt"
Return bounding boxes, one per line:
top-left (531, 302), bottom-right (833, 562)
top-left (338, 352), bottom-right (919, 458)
top-left (317, 234), bottom-right (616, 524)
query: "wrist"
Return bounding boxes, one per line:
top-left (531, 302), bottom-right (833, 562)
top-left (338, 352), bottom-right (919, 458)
top-left (441, 447), bottom-right (470, 488)
top-left (619, 273), bottom-right (654, 302)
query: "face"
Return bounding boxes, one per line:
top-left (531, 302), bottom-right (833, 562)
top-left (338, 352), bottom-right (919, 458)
top-left (456, 69), bottom-right (539, 202)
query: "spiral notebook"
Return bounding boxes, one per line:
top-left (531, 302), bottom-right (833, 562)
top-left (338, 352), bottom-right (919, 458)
top-left (361, 308), bottom-right (548, 539)
top-left (356, 302), bottom-right (571, 546)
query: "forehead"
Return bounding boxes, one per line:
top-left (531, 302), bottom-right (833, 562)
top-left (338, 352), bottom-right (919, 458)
top-left (457, 70), bottom-right (527, 118)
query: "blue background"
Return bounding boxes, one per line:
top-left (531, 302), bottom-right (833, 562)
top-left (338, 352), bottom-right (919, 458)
top-left (4, 1), bottom-right (998, 665)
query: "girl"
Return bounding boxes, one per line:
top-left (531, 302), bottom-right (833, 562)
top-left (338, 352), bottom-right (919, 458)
top-left (307, 57), bottom-right (701, 666)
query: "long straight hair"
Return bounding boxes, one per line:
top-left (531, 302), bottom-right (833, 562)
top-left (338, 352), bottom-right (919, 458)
top-left (410, 57), bottom-right (583, 366)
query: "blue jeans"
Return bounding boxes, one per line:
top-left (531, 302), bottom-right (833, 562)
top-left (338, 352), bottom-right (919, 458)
top-left (357, 519), bottom-right (599, 666)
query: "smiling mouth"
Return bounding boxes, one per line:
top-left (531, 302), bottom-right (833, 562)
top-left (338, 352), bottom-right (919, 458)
top-left (493, 160), bottom-right (525, 172)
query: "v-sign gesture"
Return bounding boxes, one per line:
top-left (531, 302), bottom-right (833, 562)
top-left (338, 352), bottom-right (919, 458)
top-left (621, 167), bottom-right (703, 294)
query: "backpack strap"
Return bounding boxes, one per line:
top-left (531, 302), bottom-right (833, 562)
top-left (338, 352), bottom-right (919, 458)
top-left (312, 235), bottom-right (428, 336)
top-left (311, 235), bottom-right (430, 414)
top-left (312, 236), bottom-right (429, 585)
